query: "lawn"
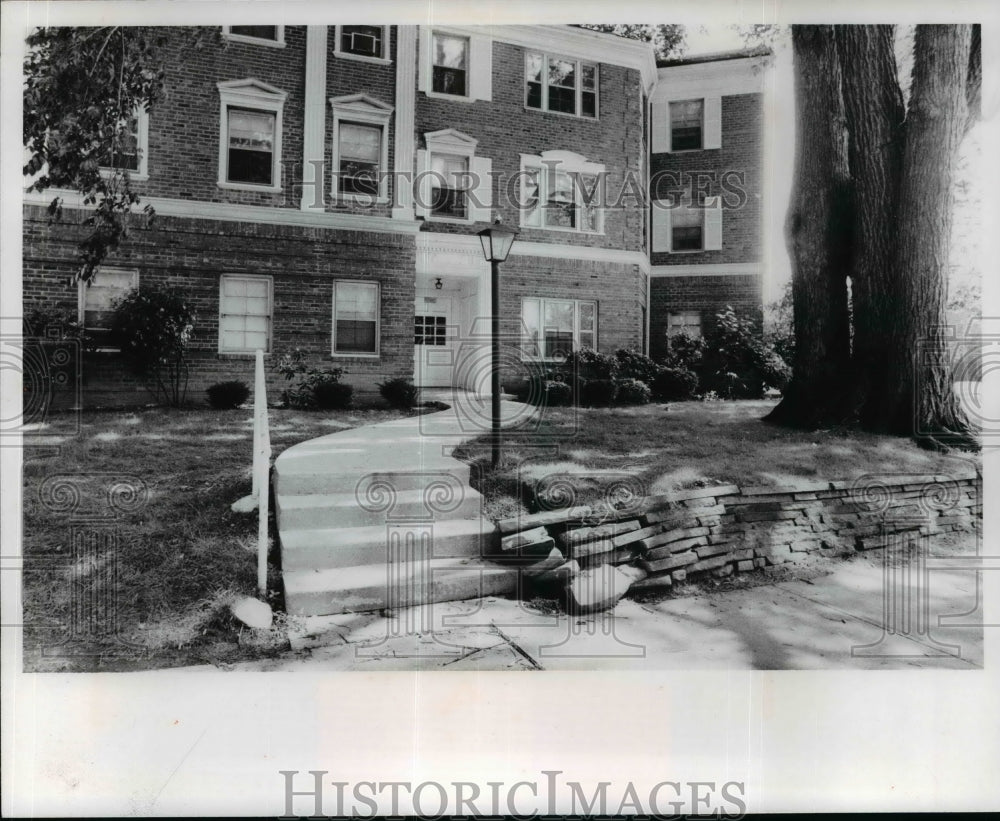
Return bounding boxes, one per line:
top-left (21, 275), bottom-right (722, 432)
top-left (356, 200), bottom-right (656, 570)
top-left (453, 400), bottom-right (981, 521)
top-left (20, 405), bottom-right (416, 671)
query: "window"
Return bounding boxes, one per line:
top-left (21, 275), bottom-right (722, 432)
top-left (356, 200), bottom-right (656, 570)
top-left (525, 52), bottom-right (598, 118)
top-left (521, 151), bottom-right (604, 234)
top-left (521, 298), bottom-right (597, 360)
top-left (336, 25), bottom-right (388, 60)
top-left (218, 275), bottom-right (272, 353)
top-left (670, 100), bottom-right (703, 151)
top-left (417, 129), bottom-right (491, 223)
top-left (671, 203), bottom-right (704, 251)
top-left (78, 269), bottom-right (137, 350)
top-left (338, 123), bottom-right (381, 196)
top-left (100, 108), bottom-right (149, 179)
top-left (432, 33), bottom-right (469, 96)
top-left (414, 315), bottom-right (447, 346)
top-left (223, 26), bottom-right (285, 46)
top-left (333, 281), bottom-right (379, 356)
top-left (330, 94), bottom-right (393, 201)
top-left (217, 80), bottom-right (287, 191)
top-left (667, 312), bottom-right (702, 339)
top-left (430, 154), bottom-right (469, 219)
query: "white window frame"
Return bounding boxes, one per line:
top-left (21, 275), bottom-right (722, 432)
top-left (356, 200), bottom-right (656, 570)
top-left (524, 52), bottom-right (599, 119)
top-left (332, 280), bottom-right (380, 358)
top-left (222, 25), bottom-right (286, 48)
top-left (520, 297), bottom-right (598, 361)
top-left (519, 150), bottom-right (605, 235)
top-left (329, 94), bottom-right (394, 203)
top-left (217, 79), bottom-right (287, 193)
top-left (416, 129), bottom-right (493, 225)
top-left (99, 107), bottom-right (149, 181)
top-left (666, 311), bottom-right (703, 339)
top-left (418, 27), bottom-right (492, 103)
top-left (334, 25), bottom-right (391, 64)
top-left (218, 274), bottom-right (274, 355)
top-left (669, 98), bottom-right (704, 152)
top-left (77, 268), bottom-right (138, 352)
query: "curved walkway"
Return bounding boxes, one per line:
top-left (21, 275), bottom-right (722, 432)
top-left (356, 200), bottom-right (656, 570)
top-left (274, 392), bottom-right (536, 617)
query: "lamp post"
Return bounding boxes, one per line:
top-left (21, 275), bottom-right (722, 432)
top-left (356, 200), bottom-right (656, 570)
top-left (477, 220), bottom-right (518, 468)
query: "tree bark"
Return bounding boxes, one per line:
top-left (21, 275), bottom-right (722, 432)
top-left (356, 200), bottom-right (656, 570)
top-left (765, 26), bottom-right (852, 428)
top-left (834, 25), bottom-right (906, 429)
top-left (884, 24), bottom-right (976, 446)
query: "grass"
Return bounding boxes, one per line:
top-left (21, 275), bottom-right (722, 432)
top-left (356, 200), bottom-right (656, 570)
top-left (20, 404), bottom-right (416, 671)
top-left (453, 399), bottom-right (980, 521)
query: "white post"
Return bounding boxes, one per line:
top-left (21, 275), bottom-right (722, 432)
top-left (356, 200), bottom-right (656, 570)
top-left (253, 349), bottom-right (271, 596)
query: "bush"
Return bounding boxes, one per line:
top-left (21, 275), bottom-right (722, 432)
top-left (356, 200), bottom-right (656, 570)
top-left (559, 349), bottom-right (619, 382)
top-left (539, 380), bottom-right (573, 407)
top-left (662, 332), bottom-right (705, 371)
top-left (275, 349), bottom-right (345, 409)
top-left (111, 284), bottom-right (195, 406)
top-left (313, 381), bottom-right (353, 410)
top-left (651, 367), bottom-right (699, 401)
top-left (614, 348), bottom-right (661, 384)
top-left (615, 378), bottom-right (651, 405)
top-left (378, 377), bottom-right (418, 409)
top-left (580, 378), bottom-right (618, 407)
top-left (206, 380), bottom-right (250, 410)
top-left (700, 305), bottom-right (791, 399)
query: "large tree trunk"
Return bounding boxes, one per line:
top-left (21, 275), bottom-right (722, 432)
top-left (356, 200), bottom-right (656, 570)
top-left (834, 25), bottom-right (906, 430)
top-left (883, 25), bottom-right (976, 446)
top-left (765, 26), bottom-right (853, 428)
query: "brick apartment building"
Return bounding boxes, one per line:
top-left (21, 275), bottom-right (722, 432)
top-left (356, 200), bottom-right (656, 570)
top-left (21, 25), bottom-right (769, 406)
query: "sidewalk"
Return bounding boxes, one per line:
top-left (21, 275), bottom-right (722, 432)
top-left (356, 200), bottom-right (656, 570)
top-left (212, 544), bottom-right (982, 672)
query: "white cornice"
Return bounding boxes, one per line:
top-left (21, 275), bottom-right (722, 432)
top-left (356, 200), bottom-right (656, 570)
top-left (422, 24), bottom-right (657, 92)
top-left (650, 262), bottom-right (761, 278)
top-left (653, 57), bottom-right (769, 101)
top-left (23, 190), bottom-right (422, 236)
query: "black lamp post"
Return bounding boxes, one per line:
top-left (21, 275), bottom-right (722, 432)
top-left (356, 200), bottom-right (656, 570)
top-left (477, 220), bottom-right (518, 468)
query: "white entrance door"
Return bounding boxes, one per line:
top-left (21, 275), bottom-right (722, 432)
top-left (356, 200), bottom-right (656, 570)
top-left (414, 294), bottom-right (455, 387)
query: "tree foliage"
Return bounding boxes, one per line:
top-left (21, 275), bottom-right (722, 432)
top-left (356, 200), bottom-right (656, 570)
top-left (576, 25), bottom-right (686, 60)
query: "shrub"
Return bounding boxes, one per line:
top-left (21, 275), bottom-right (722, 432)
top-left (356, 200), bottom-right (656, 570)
top-left (651, 367), bottom-right (699, 401)
top-left (275, 349), bottom-right (345, 409)
top-left (206, 380), bottom-right (250, 410)
top-left (662, 332), bottom-right (705, 371)
top-left (614, 348), bottom-right (661, 383)
top-left (559, 348), bottom-right (619, 382)
top-left (581, 378), bottom-right (618, 407)
top-left (378, 377), bottom-right (418, 409)
top-left (700, 305), bottom-right (791, 399)
top-left (313, 381), bottom-right (353, 410)
top-left (538, 380), bottom-right (573, 407)
top-left (110, 284), bottom-right (195, 406)
top-left (615, 378), bottom-right (651, 405)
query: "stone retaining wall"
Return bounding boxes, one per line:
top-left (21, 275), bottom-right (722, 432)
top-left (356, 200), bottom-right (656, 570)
top-left (490, 470), bottom-right (981, 611)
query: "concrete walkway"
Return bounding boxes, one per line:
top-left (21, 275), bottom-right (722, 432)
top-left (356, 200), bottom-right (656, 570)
top-left (209, 546), bottom-right (982, 671)
top-left (274, 391), bottom-right (537, 617)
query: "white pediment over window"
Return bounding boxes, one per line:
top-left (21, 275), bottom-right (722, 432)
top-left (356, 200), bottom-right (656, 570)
top-left (539, 150), bottom-right (589, 167)
top-left (217, 78), bottom-right (288, 103)
top-left (328, 94), bottom-right (394, 116)
top-left (423, 129), bottom-right (479, 153)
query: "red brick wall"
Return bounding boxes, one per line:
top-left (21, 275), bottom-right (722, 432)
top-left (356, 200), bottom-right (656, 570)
top-left (23, 205), bottom-right (415, 407)
top-left (648, 274), bottom-right (762, 363)
top-left (649, 93), bottom-right (763, 267)
top-left (414, 39), bottom-right (646, 252)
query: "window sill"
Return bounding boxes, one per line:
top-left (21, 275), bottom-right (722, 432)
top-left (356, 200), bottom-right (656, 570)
top-left (331, 352), bottom-right (380, 360)
top-left (519, 223), bottom-right (605, 237)
top-left (100, 169), bottom-right (149, 183)
top-left (666, 249), bottom-right (709, 254)
top-left (426, 215), bottom-right (473, 225)
top-left (665, 148), bottom-right (714, 154)
top-left (222, 34), bottom-right (286, 48)
top-left (217, 181), bottom-right (283, 194)
top-left (218, 351), bottom-right (271, 359)
top-left (331, 193), bottom-right (390, 206)
top-left (333, 51), bottom-right (392, 66)
top-left (523, 106), bottom-right (599, 122)
top-left (423, 90), bottom-right (478, 104)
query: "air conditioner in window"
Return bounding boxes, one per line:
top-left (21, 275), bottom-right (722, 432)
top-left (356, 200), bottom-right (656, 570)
top-left (349, 32), bottom-right (379, 56)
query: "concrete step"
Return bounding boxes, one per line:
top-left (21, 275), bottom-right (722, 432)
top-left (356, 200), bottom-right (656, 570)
top-left (283, 557), bottom-right (520, 616)
top-left (275, 463), bottom-right (472, 496)
top-left (276, 486), bottom-right (484, 531)
top-left (280, 518), bottom-right (499, 571)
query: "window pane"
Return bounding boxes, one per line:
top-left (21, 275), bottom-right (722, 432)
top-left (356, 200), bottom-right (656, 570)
top-left (108, 115), bottom-right (139, 171)
top-left (335, 282), bottom-right (378, 353)
top-left (547, 59), bottom-right (577, 114)
top-left (581, 91), bottom-right (597, 118)
top-left (339, 123), bottom-right (381, 195)
top-left (672, 226), bottom-right (703, 251)
top-left (547, 85), bottom-right (576, 114)
top-left (526, 53), bottom-right (543, 109)
top-left (432, 34), bottom-right (468, 96)
top-left (545, 331), bottom-right (574, 361)
top-left (523, 168), bottom-right (541, 226)
top-left (671, 100), bottom-right (703, 150)
top-left (341, 25), bottom-right (382, 56)
top-left (545, 171), bottom-right (576, 228)
top-left (227, 108), bottom-right (274, 185)
top-left (230, 26), bottom-right (278, 41)
top-left (581, 64), bottom-right (596, 90)
top-left (543, 299), bottom-right (574, 331)
top-left (578, 301), bottom-right (595, 331)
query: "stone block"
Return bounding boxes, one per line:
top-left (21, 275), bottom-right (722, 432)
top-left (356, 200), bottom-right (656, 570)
top-left (645, 537), bottom-right (707, 560)
top-left (568, 564), bottom-right (648, 614)
top-left (640, 551), bottom-right (699, 574)
top-left (690, 555), bottom-right (731, 573)
top-left (736, 560), bottom-right (754, 572)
